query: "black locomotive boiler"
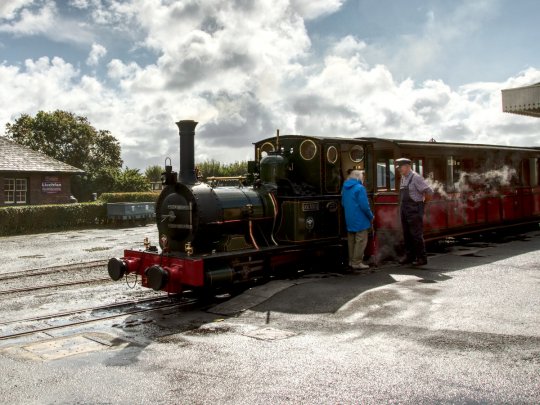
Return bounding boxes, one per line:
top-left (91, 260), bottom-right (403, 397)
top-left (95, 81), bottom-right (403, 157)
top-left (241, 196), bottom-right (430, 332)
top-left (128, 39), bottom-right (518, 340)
top-left (107, 120), bottom-right (349, 294)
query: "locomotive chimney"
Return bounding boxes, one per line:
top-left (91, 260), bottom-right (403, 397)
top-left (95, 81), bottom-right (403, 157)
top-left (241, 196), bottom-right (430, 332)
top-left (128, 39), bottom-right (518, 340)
top-left (176, 119), bottom-right (199, 184)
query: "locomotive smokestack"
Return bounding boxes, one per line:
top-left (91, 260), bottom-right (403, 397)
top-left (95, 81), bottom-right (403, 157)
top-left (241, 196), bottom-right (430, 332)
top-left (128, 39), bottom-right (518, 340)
top-left (176, 119), bottom-right (199, 184)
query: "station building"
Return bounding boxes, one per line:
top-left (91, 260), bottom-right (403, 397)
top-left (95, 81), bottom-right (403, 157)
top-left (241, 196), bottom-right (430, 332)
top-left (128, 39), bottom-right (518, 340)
top-left (0, 137), bottom-right (84, 206)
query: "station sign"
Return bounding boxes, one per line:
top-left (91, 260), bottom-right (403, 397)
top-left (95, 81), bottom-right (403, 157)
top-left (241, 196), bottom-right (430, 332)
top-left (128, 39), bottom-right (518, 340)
top-left (42, 176), bottom-right (62, 194)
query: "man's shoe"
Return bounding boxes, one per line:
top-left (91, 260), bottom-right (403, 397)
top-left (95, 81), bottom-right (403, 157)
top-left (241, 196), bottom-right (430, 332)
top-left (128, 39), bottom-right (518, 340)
top-left (412, 258), bottom-right (428, 266)
top-left (398, 257), bottom-right (414, 265)
top-left (351, 263), bottom-right (369, 270)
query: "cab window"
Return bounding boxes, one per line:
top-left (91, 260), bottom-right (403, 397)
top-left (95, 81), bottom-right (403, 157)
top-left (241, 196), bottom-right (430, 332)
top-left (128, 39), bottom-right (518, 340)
top-left (376, 158), bottom-right (396, 191)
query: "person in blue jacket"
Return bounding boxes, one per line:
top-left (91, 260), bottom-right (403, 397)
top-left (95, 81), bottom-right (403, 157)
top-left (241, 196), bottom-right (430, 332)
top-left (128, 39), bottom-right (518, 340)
top-left (341, 170), bottom-right (374, 269)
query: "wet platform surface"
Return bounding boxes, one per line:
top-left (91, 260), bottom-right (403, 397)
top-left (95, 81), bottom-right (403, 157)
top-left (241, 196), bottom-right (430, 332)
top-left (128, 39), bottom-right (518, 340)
top-left (0, 225), bottom-right (539, 404)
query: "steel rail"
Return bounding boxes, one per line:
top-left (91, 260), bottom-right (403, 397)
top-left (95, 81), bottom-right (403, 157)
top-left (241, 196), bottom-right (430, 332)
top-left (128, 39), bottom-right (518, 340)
top-left (0, 299), bottom-right (199, 341)
top-left (0, 260), bottom-right (108, 281)
top-left (0, 277), bottom-right (111, 296)
top-left (0, 296), bottom-right (173, 326)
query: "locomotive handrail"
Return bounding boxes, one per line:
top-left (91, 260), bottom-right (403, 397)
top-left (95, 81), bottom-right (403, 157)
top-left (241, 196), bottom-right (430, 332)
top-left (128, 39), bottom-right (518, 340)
top-left (207, 176), bottom-right (247, 188)
top-left (276, 195), bottom-right (341, 201)
top-left (207, 176), bottom-right (247, 180)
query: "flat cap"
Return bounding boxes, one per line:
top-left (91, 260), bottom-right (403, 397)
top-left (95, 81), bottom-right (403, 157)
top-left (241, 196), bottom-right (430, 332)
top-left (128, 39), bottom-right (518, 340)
top-left (395, 158), bottom-right (412, 167)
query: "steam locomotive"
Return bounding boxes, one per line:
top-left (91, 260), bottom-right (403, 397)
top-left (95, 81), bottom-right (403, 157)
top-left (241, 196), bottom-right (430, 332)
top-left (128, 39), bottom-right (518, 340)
top-left (107, 120), bottom-right (540, 294)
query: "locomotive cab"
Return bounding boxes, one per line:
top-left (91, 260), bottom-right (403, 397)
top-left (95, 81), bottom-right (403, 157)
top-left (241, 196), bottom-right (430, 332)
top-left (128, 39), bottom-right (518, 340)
top-left (253, 135), bottom-right (371, 244)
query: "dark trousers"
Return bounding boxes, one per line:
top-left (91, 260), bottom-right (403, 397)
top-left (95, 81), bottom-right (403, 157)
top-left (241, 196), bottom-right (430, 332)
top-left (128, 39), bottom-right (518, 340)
top-left (400, 202), bottom-right (426, 260)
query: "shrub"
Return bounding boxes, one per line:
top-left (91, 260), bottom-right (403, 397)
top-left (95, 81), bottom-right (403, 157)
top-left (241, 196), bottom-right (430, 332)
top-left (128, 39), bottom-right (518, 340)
top-left (98, 192), bottom-right (159, 203)
top-left (0, 202), bottom-right (107, 236)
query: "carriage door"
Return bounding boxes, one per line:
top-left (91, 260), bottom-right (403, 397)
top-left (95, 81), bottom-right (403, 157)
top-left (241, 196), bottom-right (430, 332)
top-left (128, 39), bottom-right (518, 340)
top-left (375, 152), bottom-right (396, 192)
top-left (373, 151), bottom-right (397, 232)
top-left (324, 143), bottom-right (341, 194)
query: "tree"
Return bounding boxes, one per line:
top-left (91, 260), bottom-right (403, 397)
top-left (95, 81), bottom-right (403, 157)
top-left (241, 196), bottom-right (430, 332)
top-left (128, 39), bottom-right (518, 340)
top-left (5, 110), bottom-right (123, 200)
top-left (114, 167), bottom-right (151, 192)
top-left (145, 165), bottom-right (163, 182)
top-left (87, 167), bottom-right (150, 193)
top-left (196, 159), bottom-right (248, 180)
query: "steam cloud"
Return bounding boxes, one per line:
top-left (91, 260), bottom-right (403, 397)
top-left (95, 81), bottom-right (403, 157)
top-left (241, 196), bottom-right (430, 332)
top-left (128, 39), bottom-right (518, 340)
top-left (426, 165), bottom-right (518, 205)
top-left (373, 165), bottom-right (519, 263)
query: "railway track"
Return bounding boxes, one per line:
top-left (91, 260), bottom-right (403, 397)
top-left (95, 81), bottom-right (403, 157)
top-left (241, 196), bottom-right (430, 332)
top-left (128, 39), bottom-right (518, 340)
top-left (0, 277), bottom-right (112, 296)
top-left (0, 296), bottom-right (198, 341)
top-left (0, 260), bottom-right (108, 282)
top-left (0, 296), bottom-right (171, 326)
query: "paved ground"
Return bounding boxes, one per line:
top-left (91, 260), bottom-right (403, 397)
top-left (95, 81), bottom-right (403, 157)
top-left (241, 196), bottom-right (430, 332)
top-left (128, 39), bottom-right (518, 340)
top-left (1, 224), bottom-right (155, 273)
top-left (0, 225), bottom-right (539, 404)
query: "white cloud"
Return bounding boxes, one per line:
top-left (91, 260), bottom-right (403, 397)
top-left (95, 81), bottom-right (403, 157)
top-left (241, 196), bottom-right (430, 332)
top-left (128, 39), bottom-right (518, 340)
top-left (331, 35), bottom-right (367, 59)
top-left (0, 0), bottom-right (33, 20)
top-left (0, 0), bottom-right (94, 44)
top-left (285, 48), bottom-right (540, 148)
top-left (290, 0), bottom-right (345, 20)
top-left (68, 0), bottom-right (93, 9)
top-left (0, 0), bottom-right (538, 172)
top-left (86, 42), bottom-right (107, 66)
top-left (0, 0), bottom-right (55, 35)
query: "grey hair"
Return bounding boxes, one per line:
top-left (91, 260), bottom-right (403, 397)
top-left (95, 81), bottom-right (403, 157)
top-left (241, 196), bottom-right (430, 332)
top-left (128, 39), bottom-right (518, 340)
top-left (348, 170), bottom-right (363, 180)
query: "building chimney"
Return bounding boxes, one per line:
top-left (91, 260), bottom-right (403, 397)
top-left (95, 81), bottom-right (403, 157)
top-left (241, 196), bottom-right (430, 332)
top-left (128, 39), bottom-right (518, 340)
top-left (175, 120), bottom-right (198, 184)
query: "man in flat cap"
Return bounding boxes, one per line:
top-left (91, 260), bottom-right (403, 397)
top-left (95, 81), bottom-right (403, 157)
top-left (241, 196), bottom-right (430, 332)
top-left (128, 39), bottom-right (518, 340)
top-left (396, 158), bottom-right (433, 266)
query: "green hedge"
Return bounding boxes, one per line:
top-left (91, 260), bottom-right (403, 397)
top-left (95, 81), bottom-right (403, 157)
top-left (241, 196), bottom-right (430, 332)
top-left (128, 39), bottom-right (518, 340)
top-left (0, 202), bottom-right (107, 236)
top-left (98, 192), bottom-right (160, 203)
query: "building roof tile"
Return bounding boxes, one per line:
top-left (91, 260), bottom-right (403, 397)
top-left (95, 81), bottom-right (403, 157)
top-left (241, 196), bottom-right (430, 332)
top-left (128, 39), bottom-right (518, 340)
top-left (0, 137), bottom-right (84, 173)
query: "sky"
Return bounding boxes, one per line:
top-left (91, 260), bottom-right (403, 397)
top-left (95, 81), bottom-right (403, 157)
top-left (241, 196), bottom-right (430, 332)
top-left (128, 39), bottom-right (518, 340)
top-left (0, 0), bottom-right (539, 170)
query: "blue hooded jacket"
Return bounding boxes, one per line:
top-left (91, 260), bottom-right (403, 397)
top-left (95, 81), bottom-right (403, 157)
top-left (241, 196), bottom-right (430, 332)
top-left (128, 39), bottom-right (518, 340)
top-left (341, 178), bottom-right (374, 232)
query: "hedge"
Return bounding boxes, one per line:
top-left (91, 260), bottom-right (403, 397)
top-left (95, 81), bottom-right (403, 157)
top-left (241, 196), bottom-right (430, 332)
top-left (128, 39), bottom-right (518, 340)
top-left (0, 192), bottom-right (161, 236)
top-left (98, 192), bottom-right (160, 203)
top-left (0, 202), bottom-right (107, 236)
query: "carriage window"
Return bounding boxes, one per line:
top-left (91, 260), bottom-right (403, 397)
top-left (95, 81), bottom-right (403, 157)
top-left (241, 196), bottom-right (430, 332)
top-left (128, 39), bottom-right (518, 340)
top-left (412, 159), bottom-right (424, 177)
top-left (446, 156), bottom-right (461, 190)
top-left (376, 159), bottom-right (396, 191)
top-left (461, 158), bottom-right (474, 172)
top-left (326, 146), bottom-right (338, 164)
top-left (377, 160), bottom-right (387, 189)
top-left (300, 139), bottom-right (317, 161)
top-left (530, 158), bottom-right (538, 186)
top-left (259, 142), bottom-right (275, 159)
top-left (521, 159), bottom-right (531, 186)
top-left (349, 145), bottom-right (364, 163)
top-left (426, 158), bottom-right (444, 186)
top-left (325, 145), bottom-right (340, 193)
top-left (389, 159), bottom-right (395, 190)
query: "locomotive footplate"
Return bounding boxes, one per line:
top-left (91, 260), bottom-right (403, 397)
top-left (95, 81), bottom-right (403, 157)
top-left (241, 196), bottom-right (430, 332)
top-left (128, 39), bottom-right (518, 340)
top-left (108, 241), bottom-right (345, 295)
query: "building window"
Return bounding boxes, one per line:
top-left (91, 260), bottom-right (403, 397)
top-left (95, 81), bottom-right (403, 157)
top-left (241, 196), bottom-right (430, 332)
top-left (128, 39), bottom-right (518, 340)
top-left (4, 178), bottom-right (27, 204)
